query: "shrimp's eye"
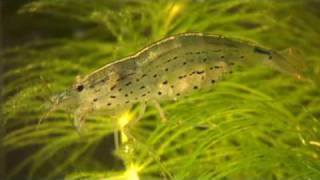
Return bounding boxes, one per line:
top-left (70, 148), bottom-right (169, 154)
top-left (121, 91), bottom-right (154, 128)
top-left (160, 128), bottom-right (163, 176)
top-left (76, 85), bottom-right (84, 92)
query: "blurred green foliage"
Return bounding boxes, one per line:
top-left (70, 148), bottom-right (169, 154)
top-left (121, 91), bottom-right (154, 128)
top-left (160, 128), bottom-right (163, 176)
top-left (1, 0), bottom-right (320, 179)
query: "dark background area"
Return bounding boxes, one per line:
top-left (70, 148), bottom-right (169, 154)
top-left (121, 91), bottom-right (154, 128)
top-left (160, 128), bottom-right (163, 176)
top-left (1, 1), bottom-right (48, 178)
top-left (2, 0), bottom-right (79, 48)
top-left (1, 1), bottom-right (118, 179)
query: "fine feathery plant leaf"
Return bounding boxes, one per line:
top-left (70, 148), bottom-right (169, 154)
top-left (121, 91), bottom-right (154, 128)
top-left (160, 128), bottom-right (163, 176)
top-left (1, 0), bottom-right (320, 179)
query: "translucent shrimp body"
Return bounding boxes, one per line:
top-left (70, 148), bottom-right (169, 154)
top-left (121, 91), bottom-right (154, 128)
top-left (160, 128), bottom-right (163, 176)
top-left (51, 33), bottom-right (301, 131)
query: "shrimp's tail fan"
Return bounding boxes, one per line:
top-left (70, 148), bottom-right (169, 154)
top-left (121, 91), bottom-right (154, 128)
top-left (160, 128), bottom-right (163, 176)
top-left (279, 48), bottom-right (310, 82)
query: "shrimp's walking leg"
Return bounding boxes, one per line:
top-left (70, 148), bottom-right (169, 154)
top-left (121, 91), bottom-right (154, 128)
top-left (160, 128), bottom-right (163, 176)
top-left (114, 130), bottom-right (120, 150)
top-left (126, 102), bottom-right (146, 127)
top-left (111, 105), bottom-right (137, 149)
top-left (109, 114), bottom-right (120, 150)
top-left (152, 100), bottom-right (167, 123)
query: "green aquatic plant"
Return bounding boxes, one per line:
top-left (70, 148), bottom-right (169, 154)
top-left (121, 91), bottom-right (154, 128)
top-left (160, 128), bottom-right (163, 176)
top-left (1, 0), bottom-right (320, 179)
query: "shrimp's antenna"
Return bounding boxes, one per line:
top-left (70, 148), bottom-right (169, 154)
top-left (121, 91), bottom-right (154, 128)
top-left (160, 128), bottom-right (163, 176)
top-left (39, 75), bottom-right (54, 103)
top-left (37, 102), bottom-right (57, 129)
top-left (37, 75), bottom-right (57, 129)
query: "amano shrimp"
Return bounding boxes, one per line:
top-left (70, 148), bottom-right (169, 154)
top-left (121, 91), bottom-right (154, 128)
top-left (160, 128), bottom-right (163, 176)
top-left (45, 33), bottom-right (304, 131)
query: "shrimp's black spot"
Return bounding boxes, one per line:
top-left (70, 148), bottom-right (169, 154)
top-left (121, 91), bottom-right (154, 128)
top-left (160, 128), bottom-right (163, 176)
top-left (130, 91), bottom-right (133, 94)
top-left (125, 101), bottom-right (130, 104)
top-left (158, 91), bottom-right (162, 95)
top-left (176, 93), bottom-right (180, 96)
top-left (153, 74), bottom-right (157, 78)
top-left (93, 98), bottom-right (98, 102)
top-left (183, 62), bottom-right (187, 65)
top-left (178, 75), bottom-right (184, 79)
top-left (211, 80), bottom-right (216, 84)
top-left (76, 85), bottom-right (84, 92)
top-left (210, 67), bottom-right (214, 70)
top-left (196, 51), bottom-right (201, 54)
top-left (229, 71), bottom-right (233, 74)
top-left (141, 74), bottom-right (147, 78)
top-left (125, 82), bottom-right (132, 86)
top-left (118, 88), bottom-right (122, 92)
top-left (163, 80), bottom-right (168, 85)
top-left (269, 56), bottom-right (273, 60)
top-left (100, 79), bottom-right (106, 83)
top-left (125, 94), bottom-right (128, 97)
top-left (165, 68), bottom-right (169, 71)
top-left (141, 94), bottom-right (146, 97)
top-left (221, 55), bottom-right (225, 59)
top-left (253, 47), bottom-right (272, 55)
top-left (196, 70), bottom-right (205, 75)
top-left (173, 56), bottom-right (178, 59)
top-left (110, 95), bottom-right (116, 99)
top-left (194, 86), bottom-right (198, 90)
top-left (140, 85), bottom-right (145, 89)
top-left (240, 55), bottom-right (244, 59)
top-left (136, 78), bottom-right (140, 82)
top-left (170, 85), bottom-right (174, 88)
top-left (203, 58), bottom-right (207, 62)
top-left (215, 66), bottom-right (220, 69)
top-left (213, 49), bottom-right (222, 52)
top-left (110, 85), bottom-right (116, 90)
top-left (107, 103), bottom-right (112, 106)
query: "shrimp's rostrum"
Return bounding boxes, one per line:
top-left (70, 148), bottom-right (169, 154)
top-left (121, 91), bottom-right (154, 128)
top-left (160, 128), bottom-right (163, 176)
top-left (49, 33), bottom-right (302, 131)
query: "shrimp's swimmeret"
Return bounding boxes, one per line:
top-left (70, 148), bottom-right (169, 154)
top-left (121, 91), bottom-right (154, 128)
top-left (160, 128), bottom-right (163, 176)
top-left (49, 33), bottom-right (302, 131)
